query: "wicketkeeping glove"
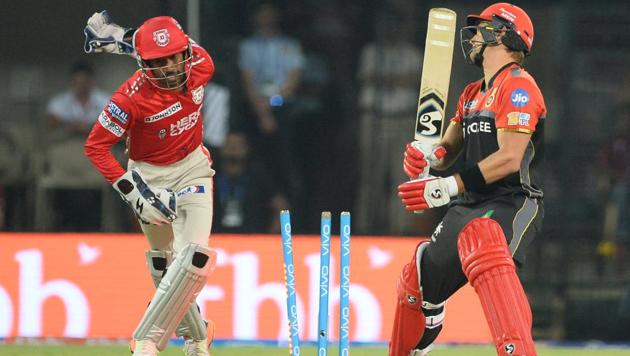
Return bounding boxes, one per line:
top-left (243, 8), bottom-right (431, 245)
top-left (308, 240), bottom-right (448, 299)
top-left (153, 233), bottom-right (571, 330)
top-left (398, 175), bottom-right (458, 212)
top-left (113, 169), bottom-right (177, 225)
top-left (403, 141), bottom-right (447, 179)
top-left (83, 10), bottom-right (135, 56)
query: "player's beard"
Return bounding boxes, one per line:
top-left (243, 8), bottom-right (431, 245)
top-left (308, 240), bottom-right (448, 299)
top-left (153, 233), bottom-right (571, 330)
top-left (471, 44), bottom-right (486, 67)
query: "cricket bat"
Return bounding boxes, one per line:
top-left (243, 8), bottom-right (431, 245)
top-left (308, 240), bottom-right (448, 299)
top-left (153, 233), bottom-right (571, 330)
top-left (414, 8), bottom-right (457, 167)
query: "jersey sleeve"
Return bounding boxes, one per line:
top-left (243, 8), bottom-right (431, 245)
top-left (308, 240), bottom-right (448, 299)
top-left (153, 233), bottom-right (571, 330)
top-left (84, 92), bottom-right (136, 183)
top-left (191, 44), bottom-right (215, 85)
top-left (495, 77), bottom-right (545, 133)
top-left (450, 89), bottom-right (469, 124)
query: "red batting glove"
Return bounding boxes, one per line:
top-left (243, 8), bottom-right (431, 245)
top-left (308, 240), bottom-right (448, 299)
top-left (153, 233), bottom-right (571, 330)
top-left (402, 143), bottom-right (447, 179)
top-left (398, 175), bottom-right (455, 212)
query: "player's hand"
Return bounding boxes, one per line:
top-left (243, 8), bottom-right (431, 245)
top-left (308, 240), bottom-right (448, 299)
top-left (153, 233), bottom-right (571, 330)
top-left (398, 175), bottom-right (458, 212)
top-left (403, 142), bottom-right (447, 179)
top-left (112, 169), bottom-right (178, 225)
top-left (84, 10), bottom-right (134, 55)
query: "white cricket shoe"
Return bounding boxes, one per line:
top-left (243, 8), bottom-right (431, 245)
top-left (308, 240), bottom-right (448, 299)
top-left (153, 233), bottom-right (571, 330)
top-left (182, 320), bottom-right (215, 356)
top-left (409, 344), bottom-right (434, 355)
top-left (132, 339), bottom-right (159, 356)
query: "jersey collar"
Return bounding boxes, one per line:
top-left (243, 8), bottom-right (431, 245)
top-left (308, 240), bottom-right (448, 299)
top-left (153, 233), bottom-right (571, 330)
top-left (481, 61), bottom-right (520, 92)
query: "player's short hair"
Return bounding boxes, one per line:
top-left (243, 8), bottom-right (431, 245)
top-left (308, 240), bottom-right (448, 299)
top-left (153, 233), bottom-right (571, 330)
top-left (508, 49), bottom-right (525, 64)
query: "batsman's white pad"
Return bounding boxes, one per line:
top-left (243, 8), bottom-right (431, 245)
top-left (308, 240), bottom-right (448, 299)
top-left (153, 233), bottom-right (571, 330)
top-left (145, 251), bottom-right (209, 345)
top-left (134, 244), bottom-right (216, 350)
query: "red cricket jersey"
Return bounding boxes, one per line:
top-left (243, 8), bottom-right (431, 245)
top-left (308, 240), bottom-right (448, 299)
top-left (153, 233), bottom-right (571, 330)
top-left (450, 62), bottom-right (546, 203)
top-left (84, 44), bottom-right (215, 183)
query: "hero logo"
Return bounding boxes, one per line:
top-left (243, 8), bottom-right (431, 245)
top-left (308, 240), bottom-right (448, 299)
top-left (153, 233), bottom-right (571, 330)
top-left (170, 106), bottom-right (202, 136)
top-left (145, 102), bottom-right (182, 123)
top-left (153, 29), bottom-right (170, 47)
top-left (430, 188), bottom-right (442, 199)
top-left (510, 89), bottom-right (529, 107)
top-left (98, 112), bottom-right (124, 137)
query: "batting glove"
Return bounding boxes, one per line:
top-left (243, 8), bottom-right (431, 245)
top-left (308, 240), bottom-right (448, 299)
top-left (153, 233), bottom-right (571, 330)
top-left (398, 175), bottom-right (458, 212)
top-left (403, 141), bottom-right (447, 179)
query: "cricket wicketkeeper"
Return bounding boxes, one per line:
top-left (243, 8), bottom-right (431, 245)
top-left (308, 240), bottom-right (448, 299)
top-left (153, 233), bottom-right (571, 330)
top-left (83, 11), bottom-right (217, 356)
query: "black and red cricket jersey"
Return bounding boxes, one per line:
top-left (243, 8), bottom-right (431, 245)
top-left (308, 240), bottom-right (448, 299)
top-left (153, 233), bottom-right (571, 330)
top-left (450, 62), bottom-right (546, 204)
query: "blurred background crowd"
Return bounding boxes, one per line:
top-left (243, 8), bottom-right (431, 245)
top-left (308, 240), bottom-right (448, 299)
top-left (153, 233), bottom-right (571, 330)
top-left (1, 0), bottom-right (629, 342)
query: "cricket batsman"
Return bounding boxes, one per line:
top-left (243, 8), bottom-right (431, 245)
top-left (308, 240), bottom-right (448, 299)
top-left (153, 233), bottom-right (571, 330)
top-left (390, 3), bottom-right (545, 355)
top-left (83, 11), bottom-right (217, 356)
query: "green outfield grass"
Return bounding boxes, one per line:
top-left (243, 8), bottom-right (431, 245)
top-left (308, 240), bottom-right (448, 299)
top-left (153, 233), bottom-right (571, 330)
top-left (0, 345), bottom-right (628, 355)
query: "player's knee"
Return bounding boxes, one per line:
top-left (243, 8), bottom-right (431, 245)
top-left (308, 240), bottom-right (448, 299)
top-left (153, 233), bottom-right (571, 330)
top-left (146, 250), bottom-right (173, 275)
top-left (457, 218), bottom-right (514, 282)
top-left (176, 243), bottom-right (217, 275)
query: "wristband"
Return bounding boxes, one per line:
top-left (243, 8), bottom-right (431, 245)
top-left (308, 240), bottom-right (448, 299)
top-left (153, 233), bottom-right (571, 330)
top-left (459, 164), bottom-right (486, 192)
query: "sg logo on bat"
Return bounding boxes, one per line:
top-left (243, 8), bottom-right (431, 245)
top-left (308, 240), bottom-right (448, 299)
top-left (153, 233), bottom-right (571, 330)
top-left (417, 110), bottom-right (443, 136)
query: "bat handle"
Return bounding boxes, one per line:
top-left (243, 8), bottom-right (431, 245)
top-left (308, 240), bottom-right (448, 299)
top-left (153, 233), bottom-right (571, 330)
top-left (411, 141), bottom-right (437, 179)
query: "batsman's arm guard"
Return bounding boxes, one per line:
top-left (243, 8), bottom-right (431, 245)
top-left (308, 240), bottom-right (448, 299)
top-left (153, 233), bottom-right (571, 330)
top-left (458, 218), bottom-right (536, 356)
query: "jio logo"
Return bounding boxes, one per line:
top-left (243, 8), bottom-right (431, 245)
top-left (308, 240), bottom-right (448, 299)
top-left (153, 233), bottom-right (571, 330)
top-left (510, 89), bottom-right (529, 107)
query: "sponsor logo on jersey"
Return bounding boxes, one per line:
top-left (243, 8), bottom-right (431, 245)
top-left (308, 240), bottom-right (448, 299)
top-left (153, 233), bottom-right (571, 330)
top-left (153, 29), bottom-right (170, 47)
top-left (170, 106), bottom-right (202, 136)
top-left (510, 88), bottom-right (529, 107)
top-left (98, 112), bottom-right (124, 137)
top-left (144, 102), bottom-right (182, 123)
top-left (485, 87), bottom-right (497, 107)
top-left (463, 99), bottom-right (478, 110)
top-left (107, 102), bottom-right (128, 124)
top-left (176, 185), bottom-right (206, 198)
top-left (507, 112), bottom-right (531, 126)
top-left (192, 86), bottom-right (204, 105)
top-left (464, 120), bottom-right (493, 136)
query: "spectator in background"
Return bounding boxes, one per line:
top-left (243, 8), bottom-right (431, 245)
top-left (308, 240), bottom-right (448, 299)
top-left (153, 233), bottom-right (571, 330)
top-left (43, 61), bottom-right (110, 231)
top-left (47, 61), bottom-right (109, 137)
top-left (597, 103), bottom-right (630, 276)
top-left (213, 131), bottom-right (288, 233)
top-left (202, 82), bottom-right (230, 153)
top-left (238, 2), bottom-right (305, 226)
top-left (355, 11), bottom-right (423, 235)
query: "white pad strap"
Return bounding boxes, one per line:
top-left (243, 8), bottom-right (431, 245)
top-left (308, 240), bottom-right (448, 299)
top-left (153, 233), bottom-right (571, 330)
top-left (145, 250), bottom-right (209, 344)
top-left (134, 244), bottom-right (216, 350)
top-left (414, 242), bottom-right (447, 330)
top-left (422, 300), bottom-right (446, 330)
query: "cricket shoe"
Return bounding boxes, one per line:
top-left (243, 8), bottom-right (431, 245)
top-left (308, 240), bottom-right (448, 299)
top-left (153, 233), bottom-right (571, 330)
top-left (409, 344), bottom-right (434, 355)
top-left (182, 320), bottom-right (215, 356)
top-left (131, 339), bottom-right (159, 356)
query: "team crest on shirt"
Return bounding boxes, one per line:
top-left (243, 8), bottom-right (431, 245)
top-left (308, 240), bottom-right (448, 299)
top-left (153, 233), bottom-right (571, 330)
top-left (153, 29), bottom-right (170, 47)
top-left (158, 128), bottom-right (167, 139)
top-left (485, 87), bottom-right (497, 107)
top-left (191, 86), bottom-right (204, 104)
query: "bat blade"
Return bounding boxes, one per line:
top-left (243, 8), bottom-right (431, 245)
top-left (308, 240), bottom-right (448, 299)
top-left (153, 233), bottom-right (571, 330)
top-left (415, 8), bottom-right (457, 148)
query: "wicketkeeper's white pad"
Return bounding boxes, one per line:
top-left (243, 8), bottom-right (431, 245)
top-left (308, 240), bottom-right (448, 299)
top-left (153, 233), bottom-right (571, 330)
top-left (134, 244), bottom-right (216, 350)
top-left (145, 250), bottom-right (209, 348)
